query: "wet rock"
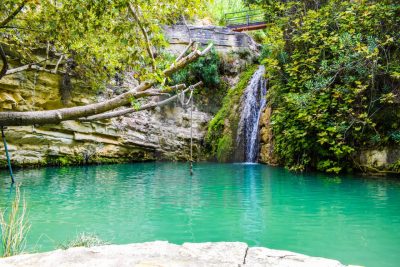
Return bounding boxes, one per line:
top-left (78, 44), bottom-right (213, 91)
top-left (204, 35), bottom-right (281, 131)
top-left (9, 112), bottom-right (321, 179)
top-left (259, 106), bottom-right (279, 166)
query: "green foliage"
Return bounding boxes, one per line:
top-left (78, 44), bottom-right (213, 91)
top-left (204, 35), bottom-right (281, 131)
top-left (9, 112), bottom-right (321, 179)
top-left (206, 65), bottom-right (257, 161)
top-left (0, 0), bottom-right (205, 89)
top-left (171, 47), bottom-right (228, 111)
top-left (172, 47), bottom-right (221, 88)
top-left (206, 0), bottom-right (245, 25)
top-left (258, 0), bottom-right (400, 173)
top-left (390, 131), bottom-right (400, 143)
top-left (58, 233), bottom-right (109, 249)
top-left (390, 160), bottom-right (400, 173)
top-left (130, 97), bottom-right (141, 111)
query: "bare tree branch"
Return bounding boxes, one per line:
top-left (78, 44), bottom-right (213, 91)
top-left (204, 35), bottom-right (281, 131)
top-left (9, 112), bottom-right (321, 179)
top-left (5, 63), bottom-right (67, 75)
top-left (162, 43), bottom-right (212, 79)
top-left (175, 40), bottom-right (194, 63)
top-left (128, 2), bottom-right (156, 70)
top-left (81, 81), bottom-right (202, 121)
top-left (0, 43), bottom-right (213, 126)
top-left (54, 55), bottom-right (64, 73)
top-left (0, 0), bottom-right (29, 28)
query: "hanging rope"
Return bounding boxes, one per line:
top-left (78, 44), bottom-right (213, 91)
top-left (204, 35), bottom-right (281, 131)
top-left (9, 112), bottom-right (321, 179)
top-left (1, 126), bottom-right (15, 184)
top-left (177, 85), bottom-right (195, 175)
top-left (189, 86), bottom-right (194, 176)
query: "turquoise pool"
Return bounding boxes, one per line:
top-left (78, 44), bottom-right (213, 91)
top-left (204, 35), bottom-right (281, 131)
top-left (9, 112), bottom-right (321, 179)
top-left (1, 162), bottom-right (399, 266)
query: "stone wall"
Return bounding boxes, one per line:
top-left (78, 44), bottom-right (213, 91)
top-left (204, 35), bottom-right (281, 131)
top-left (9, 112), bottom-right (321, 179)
top-left (164, 25), bottom-right (260, 54)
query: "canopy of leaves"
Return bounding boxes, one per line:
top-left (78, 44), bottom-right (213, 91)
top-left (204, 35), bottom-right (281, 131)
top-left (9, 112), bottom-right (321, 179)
top-left (0, 0), bottom-right (205, 89)
top-left (257, 0), bottom-right (400, 173)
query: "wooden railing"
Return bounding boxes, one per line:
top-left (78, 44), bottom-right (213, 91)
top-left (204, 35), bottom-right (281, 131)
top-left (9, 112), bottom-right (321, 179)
top-left (224, 9), bottom-right (266, 32)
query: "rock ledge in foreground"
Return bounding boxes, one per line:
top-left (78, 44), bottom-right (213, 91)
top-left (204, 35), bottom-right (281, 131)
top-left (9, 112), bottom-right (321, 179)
top-left (0, 241), bottom-right (362, 267)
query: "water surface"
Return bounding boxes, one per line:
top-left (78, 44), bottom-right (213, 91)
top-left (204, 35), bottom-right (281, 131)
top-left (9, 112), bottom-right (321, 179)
top-left (1, 163), bottom-right (399, 267)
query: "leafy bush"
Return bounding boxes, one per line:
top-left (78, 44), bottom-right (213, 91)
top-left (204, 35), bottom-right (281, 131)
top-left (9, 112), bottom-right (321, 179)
top-left (260, 0), bottom-right (400, 173)
top-left (171, 47), bottom-right (221, 87)
top-left (171, 47), bottom-right (228, 112)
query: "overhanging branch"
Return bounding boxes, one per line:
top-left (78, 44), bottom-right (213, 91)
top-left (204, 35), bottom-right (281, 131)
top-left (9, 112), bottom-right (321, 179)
top-left (0, 0), bottom-right (29, 28)
top-left (80, 81), bottom-right (202, 121)
top-left (0, 43), bottom-right (213, 126)
top-left (5, 63), bottom-right (67, 76)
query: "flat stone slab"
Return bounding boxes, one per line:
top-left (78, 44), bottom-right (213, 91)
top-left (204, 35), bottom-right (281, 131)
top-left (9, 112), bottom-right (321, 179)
top-left (0, 241), bottom-right (358, 267)
top-left (245, 247), bottom-right (346, 267)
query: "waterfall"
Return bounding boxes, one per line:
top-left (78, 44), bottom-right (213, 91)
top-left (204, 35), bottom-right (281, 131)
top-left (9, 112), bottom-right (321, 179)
top-left (236, 65), bottom-right (267, 163)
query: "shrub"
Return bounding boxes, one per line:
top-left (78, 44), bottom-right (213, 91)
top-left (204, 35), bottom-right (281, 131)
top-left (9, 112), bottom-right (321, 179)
top-left (58, 233), bottom-right (109, 249)
top-left (171, 47), bottom-right (228, 112)
top-left (260, 0), bottom-right (400, 173)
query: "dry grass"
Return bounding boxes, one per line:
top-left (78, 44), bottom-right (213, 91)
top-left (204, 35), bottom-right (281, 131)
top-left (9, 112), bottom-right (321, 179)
top-left (0, 185), bottom-right (30, 257)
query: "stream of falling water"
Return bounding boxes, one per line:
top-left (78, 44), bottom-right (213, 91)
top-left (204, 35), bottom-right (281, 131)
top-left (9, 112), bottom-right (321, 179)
top-left (236, 65), bottom-right (267, 162)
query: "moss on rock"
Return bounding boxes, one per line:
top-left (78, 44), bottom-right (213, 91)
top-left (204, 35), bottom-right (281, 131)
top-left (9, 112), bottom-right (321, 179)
top-left (206, 65), bottom-right (258, 162)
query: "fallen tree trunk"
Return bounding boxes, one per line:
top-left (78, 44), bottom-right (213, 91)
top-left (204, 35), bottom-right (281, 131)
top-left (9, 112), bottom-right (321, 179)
top-left (0, 43), bottom-right (212, 126)
top-left (80, 81), bottom-right (202, 121)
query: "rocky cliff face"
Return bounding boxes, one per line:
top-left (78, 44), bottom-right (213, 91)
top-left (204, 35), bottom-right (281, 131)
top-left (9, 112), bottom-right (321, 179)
top-left (0, 25), bottom-right (256, 168)
top-left (259, 106), bottom-right (278, 166)
top-left (0, 70), bottom-right (211, 167)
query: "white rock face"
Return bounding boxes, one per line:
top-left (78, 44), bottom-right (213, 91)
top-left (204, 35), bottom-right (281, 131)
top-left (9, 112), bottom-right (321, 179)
top-left (245, 247), bottom-right (346, 267)
top-left (0, 241), bottom-right (356, 267)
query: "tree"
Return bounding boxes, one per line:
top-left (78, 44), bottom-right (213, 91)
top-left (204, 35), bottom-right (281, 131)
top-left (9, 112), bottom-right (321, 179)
top-left (0, 0), bottom-right (210, 126)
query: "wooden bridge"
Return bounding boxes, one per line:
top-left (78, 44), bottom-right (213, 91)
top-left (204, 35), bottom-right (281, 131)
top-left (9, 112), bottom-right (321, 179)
top-left (225, 9), bottom-right (266, 32)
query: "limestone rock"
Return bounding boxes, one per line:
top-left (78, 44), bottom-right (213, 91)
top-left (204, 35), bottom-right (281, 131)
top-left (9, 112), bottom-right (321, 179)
top-left (181, 242), bottom-right (247, 264)
top-left (0, 242), bottom-right (354, 267)
top-left (259, 106), bottom-right (279, 166)
top-left (244, 247), bottom-right (346, 267)
top-left (0, 65), bottom-right (212, 166)
top-left (359, 149), bottom-right (400, 168)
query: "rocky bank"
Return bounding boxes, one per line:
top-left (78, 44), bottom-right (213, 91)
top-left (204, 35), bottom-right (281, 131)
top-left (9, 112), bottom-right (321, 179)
top-left (0, 241), bottom-right (361, 267)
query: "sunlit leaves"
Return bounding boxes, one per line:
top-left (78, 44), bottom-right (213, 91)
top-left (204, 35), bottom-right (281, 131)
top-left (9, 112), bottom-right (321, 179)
top-left (259, 0), bottom-right (400, 173)
top-left (0, 0), bottom-right (204, 88)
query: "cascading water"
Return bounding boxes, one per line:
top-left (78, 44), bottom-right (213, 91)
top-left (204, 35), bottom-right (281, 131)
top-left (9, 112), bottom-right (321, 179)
top-left (236, 65), bottom-right (267, 163)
